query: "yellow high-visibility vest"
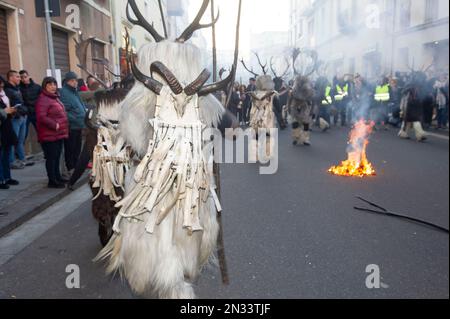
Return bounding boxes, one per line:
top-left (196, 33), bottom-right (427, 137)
top-left (375, 84), bottom-right (390, 102)
top-left (334, 84), bottom-right (348, 101)
top-left (322, 86), bottom-right (332, 105)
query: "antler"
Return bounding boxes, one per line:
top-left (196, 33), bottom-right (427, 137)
top-left (270, 56), bottom-right (290, 79)
top-left (303, 50), bottom-right (319, 77)
top-left (292, 48), bottom-right (318, 77)
top-left (177, 0), bottom-right (220, 43)
top-left (127, 0), bottom-right (165, 42)
top-left (292, 48), bottom-right (301, 76)
top-left (240, 59), bottom-right (259, 77)
top-left (316, 60), bottom-right (329, 77)
top-left (270, 57), bottom-right (278, 78)
top-left (254, 52), bottom-right (268, 75)
top-left (219, 67), bottom-right (227, 80)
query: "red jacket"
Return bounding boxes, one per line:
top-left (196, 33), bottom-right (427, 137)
top-left (36, 90), bottom-right (69, 143)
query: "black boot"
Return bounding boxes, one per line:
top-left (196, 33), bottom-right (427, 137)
top-left (48, 180), bottom-right (65, 189)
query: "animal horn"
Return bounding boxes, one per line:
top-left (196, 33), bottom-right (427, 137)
top-left (150, 62), bottom-right (183, 95)
top-left (198, 65), bottom-right (235, 97)
top-left (185, 69), bottom-right (211, 96)
top-left (128, 53), bottom-right (163, 95)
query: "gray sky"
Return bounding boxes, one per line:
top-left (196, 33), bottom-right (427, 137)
top-left (189, 0), bottom-right (290, 54)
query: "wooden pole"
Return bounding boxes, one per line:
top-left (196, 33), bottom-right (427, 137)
top-left (225, 0), bottom-right (243, 108)
top-left (211, 0), bottom-right (218, 82)
top-left (158, 0), bottom-right (168, 38)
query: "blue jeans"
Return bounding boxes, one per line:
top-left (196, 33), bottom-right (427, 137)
top-left (437, 107), bottom-right (448, 128)
top-left (25, 114), bottom-right (37, 140)
top-left (0, 145), bottom-right (12, 182)
top-left (10, 115), bottom-right (27, 163)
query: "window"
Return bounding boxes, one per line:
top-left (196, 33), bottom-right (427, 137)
top-left (348, 58), bottom-right (355, 75)
top-left (400, 0), bottom-right (411, 29)
top-left (0, 8), bottom-right (11, 77)
top-left (91, 40), bottom-right (105, 81)
top-left (398, 47), bottom-right (410, 70)
top-left (298, 20), bottom-right (304, 38)
top-left (308, 19), bottom-right (314, 36)
top-left (425, 0), bottom-right (439, 23)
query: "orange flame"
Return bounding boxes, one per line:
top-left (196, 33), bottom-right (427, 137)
top-left (328, 120), bottom-right (376, 178)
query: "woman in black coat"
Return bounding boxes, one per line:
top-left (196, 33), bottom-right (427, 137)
top-left (0, 77), bottom-right (19, 189)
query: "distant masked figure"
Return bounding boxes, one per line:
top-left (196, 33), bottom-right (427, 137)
top-left (248, 75), bottom-right (277, 161)
top-left (288, 75), bottom-right (315, 146)
top-left (398, 73), bottom-right (428, 142)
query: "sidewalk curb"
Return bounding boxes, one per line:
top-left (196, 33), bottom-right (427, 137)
top-left (0, 175), bottom-right (90, 238)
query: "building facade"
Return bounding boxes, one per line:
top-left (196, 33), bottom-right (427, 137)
top-left (289, 0), bottom-right (449, 80)
top-left (238, 31), bottom-right (290, 81)
top-left (0, 0), bottom-right (115, 82)
top-left (110, 0), bottom-right (169, 77)
top-left (0, 0), bottom-right (187, 154)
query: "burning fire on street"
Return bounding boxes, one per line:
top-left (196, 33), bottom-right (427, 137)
top-left (328, 120), bottom-right (377, 178)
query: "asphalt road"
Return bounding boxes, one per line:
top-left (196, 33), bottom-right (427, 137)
top-left (0, 127), bottom-right (448, 299)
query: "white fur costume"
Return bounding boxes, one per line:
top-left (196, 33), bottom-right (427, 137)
top-left (95, 42), bottom-right (225, 299)
top-left (91, 118), bottom-right (131, 203)
top-left (398, 92), bottom-right (428, 142)
top-left (249, 75), bottom-right (277, 161)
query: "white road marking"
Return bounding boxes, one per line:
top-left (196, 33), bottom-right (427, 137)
top-left (0, 186), bottom-right (90, 267)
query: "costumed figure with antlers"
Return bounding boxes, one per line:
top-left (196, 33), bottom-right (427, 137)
top-left (68, 33), bottom-right (136, 246)
top-left (398, 72), bottom-right (428, 142)
top-left (313, 68), bottom-right (332, 132)
top-left (271, 56), bottom-right (290, 128)
top-left (241, 53), bottom-right (278, 160)
top-left (288, 48), bottom-right (318, 146)
top-left (95, 0), bottom-right (241, 299)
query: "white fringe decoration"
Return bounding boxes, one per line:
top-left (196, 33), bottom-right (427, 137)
top-left (112, 86), bottom-right (221, 236)
top-left (91, 116), bottom-right (132, 202)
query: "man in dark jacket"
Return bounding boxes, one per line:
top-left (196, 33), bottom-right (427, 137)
top-left (227, 82), bottom-right (241, 117)
top-left (20, 70), bottom-right (41, 136)
top-left (244, 78), bottom-right (256, 124)
top-left (4, 70), bottom-right (28, 169)
top-left (59, 71), bottom-right (86, 172)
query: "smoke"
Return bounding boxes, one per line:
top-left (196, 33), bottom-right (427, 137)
top-left (291, 0), bottom-right (449, 81)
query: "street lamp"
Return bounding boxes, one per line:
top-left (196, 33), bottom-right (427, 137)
top-left (44, 0), bottom-right (56, 78)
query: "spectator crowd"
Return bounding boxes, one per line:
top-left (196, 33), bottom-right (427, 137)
top-left (1, 69), bottom-right (101, 190)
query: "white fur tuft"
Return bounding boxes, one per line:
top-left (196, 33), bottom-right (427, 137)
top-left (98, 41), bottom-right (223, 299)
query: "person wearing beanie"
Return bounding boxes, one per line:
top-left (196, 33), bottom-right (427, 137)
top-left (59, 71), bottom-right (86, 174)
